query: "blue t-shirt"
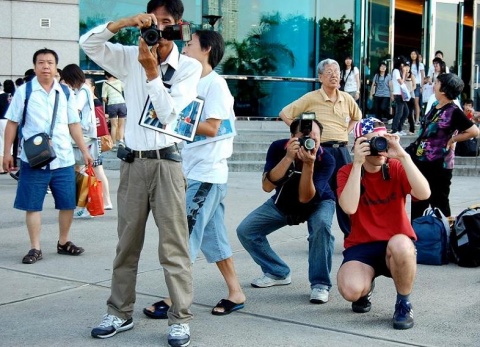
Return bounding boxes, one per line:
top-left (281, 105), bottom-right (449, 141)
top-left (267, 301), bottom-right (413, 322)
top-left (264, 139), bottom-right (336, 217)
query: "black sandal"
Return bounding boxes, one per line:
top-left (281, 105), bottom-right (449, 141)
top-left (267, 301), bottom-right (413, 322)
top-left (22, 249), bottom-right (43, 264)
top-left (57, 241), bottom-right (85, 256)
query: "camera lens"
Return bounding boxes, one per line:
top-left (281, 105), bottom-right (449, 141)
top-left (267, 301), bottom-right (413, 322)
top-left (299, 137), bottom-right (315, 151)
top-left (371, 137), bottom-right (388, 152)
top-left (303, 138), bottom-right (315, 150)
top-left (142, 28), bottom-right (160, 45)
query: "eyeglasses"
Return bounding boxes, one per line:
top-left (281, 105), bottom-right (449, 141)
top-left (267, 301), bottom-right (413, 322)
top-left (322, 70), bottom-right (340, 76)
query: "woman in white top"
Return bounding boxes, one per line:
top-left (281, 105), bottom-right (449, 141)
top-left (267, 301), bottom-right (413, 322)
top-left (409, 50), bottom-right (425, 124)
top-left (61, 64), bottom-right (99, 219)
top-left (429, 57), bottom-right (447, 84)
top-left (390, 56), bottom-right (409, 135)
top-left (340, 55), bottom-right (360, 102)
top-left (404, 63), bottom-right (416, 134)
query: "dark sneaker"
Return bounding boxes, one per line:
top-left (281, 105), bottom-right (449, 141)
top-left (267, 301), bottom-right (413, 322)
top-left (91, 314), bottom-right (133, 339)
top-left (168, 323), bottom-right (190, 347)
top-left (392, 300), bottom-right (414, 330)
top-left (352, 280), bottom-right (375, 313)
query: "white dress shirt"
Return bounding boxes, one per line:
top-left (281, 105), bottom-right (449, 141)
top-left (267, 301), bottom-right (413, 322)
top-left (79, 23), bottom-right (202, 150)
top-left (6, 77), bottom-right (79, 169)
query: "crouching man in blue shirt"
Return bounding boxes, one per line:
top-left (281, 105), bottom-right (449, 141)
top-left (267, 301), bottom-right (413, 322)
top-left (237, 115), bottom-right (336, 304)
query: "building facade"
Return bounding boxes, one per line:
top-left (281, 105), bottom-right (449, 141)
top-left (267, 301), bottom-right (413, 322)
top-left (2, 0), bottom-right (480, 115)
top-left (0, 0), bottom-right (79, 80)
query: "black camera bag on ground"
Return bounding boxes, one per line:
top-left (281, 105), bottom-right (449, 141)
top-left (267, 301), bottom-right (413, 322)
top-left (450, 206), bottom-right (480, 267)
top-left (22, 83), bottom-right (60, 168)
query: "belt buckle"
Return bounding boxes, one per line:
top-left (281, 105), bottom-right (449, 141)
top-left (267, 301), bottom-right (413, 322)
top-left (332, 144), bottom-right (340, 148)
top-left (137, 151), bottom-right (144, 159)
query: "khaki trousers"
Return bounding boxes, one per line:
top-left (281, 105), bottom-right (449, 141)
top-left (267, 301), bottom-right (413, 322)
top-left (107, 158), bottom-right (193, 324)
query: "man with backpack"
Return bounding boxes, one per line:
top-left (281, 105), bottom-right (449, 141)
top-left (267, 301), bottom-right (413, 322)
top-left (336, 118), bottom-right (430, 329)
top-left (2, 48), bottom-right (93, 264)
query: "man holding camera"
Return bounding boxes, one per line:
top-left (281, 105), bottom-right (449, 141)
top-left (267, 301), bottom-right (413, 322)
top-left (279, 58), bottom-right (362, 238)
top-left (237, 115), bottom-right (336, 304)
top-left (336, 118), bottom-right (430, 330)
top-left (79, 1), bottom-right (201, 346)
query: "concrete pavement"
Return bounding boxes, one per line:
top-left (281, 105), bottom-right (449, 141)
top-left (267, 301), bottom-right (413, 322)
top-left (1, 170), bottom-right (479, 347)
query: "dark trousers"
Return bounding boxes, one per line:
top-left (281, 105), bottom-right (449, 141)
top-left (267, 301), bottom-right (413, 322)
top-left (323, 146), bottom-right (351, 237)
top-left (411, 159), bottom-right (453, 220)
top-left (407, 98), bottom-right (416, 133)
top-left (374, 96), bottom-right (391, 120)
top-left (392, 95), bottom-right (409, 133)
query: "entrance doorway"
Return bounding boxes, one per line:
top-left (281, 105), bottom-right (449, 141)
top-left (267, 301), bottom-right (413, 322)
top-left (361, 0), bottom-right (473, 112)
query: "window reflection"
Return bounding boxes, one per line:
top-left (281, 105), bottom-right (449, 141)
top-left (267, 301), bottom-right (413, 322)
top-left (79, 0), bottom-right (355, 118)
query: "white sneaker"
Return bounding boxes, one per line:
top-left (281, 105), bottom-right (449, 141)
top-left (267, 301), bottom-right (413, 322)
top-left (398, 130), bottom-right (407, 136)
top-left (310, 288), bottom-right (329, 304)
top-left (251, 274), bottom-right (291, 288)
top-left (168, 323), bottom-right (190, 347)
top-left (73, 208), bottom-right (92, 219)
top-left (91, 314), bottom-right (134, 339)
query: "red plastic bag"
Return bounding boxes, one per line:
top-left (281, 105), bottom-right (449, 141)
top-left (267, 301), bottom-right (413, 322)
top-left (86, 165), bottom-right (104, 216)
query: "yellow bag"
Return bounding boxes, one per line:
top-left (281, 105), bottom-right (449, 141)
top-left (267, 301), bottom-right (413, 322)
top-left (75, 168), bottom-right (89, 207)
top-left (100, 135), bottom-right (114, 152)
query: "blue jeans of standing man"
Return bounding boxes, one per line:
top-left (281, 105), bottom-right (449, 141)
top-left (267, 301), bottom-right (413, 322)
top-left (236, 198), bottom-right (335, 290)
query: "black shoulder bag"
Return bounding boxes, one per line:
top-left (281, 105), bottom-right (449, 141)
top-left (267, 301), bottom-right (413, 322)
top-left (23, 90), bottom-right (59, 168)
top-left (339, 69), bottom-right (352, 91)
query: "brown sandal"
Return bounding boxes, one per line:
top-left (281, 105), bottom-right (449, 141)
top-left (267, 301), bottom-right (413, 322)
top-left (57, 241), bottom-right (85, 256)
top-left (22, 249), bottom-right (43, 264)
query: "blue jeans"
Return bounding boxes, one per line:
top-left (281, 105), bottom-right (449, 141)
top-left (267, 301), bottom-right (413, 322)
top-left (14, 161), bottom-right (76, 211)
top-left (186, 179), bottom-right (232, 263)
top-left (237, 198), bottom-right (335, 289)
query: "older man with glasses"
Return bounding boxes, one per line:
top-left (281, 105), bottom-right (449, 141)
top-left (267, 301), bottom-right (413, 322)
top-left (280, 58), bottom-right (362, 238)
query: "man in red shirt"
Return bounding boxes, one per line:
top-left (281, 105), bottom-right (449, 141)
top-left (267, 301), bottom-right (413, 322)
top-left (336, 117), bottom-right (430, 330)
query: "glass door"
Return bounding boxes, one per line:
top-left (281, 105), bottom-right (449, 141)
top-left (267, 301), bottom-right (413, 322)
top-left (427, 0), bottom-right (464, 76)
top-left (360, 0), bottom-right (394, 114)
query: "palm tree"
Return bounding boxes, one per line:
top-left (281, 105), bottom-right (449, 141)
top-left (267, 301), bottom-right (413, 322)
top-left (221, 14), bottom-right (295, 117)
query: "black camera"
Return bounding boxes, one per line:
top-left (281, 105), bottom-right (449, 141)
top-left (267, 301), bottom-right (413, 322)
top-left (362, 136), bottom-right (388, 155)
top-left (141, 23), bottom-right (192, 45)
top-left (298, 112), bottom-right (316, 151)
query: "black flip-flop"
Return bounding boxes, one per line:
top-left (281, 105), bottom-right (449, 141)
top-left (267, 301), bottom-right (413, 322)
top-left (211, 299), bottom-right (245, 316)
top-left (143, 300), bottom-right (169, 319)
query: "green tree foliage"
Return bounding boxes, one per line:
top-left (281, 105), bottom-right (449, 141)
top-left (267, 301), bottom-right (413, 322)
top-left (221, 13), bottom-right (295, 116)
top-left (319, 15), bottom-right (353, 62)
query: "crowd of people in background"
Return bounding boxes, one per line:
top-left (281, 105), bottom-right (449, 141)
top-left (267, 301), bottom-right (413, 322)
top-left (367, 49), bottom-right (480, 134)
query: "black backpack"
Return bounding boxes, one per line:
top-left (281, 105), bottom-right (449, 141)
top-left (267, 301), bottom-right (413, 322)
top-left (450, 206), bottom-right (480, 267)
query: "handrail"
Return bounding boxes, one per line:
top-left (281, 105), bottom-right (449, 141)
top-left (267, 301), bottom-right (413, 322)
top-left (83, 70), bottom-right (319, 83)
top-left (221, 75), bottom-right (319, 83)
